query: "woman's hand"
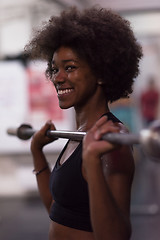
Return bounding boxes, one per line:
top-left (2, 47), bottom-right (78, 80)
top-left (31, 120), bottom-right (57, 151)
top-left (82, 116), bottom-right (121, 165)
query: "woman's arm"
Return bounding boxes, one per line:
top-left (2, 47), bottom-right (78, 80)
top-left (31, 120), bottom-right (57, 213)
top-left (82, 116), bottom-right (135, 240)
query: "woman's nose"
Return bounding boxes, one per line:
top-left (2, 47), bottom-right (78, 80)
top-left (52, 70), bottom-right (66, 84)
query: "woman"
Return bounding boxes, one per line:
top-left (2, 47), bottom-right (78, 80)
top-left (25, 6), bottom-right (142, 240)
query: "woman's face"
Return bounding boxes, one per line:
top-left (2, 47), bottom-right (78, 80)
top-left (51, 46), bottom-right (98, 109)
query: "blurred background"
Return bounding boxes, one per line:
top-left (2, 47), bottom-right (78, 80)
top-left (1, 0), bottom-right (160, 239)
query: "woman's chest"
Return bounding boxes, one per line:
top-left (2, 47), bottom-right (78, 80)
top-left (60, 140), bottom-right (81, 165)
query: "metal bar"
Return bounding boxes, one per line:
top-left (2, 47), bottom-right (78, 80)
top-left (7, 126), bottom-right (140, 144)
top-left (46, 130), bottom-right (86, 141)
top-left (102, 132), bottom-right (140, 145)
top-left (7, 120), bottom-right (160, 158)
top-left (47, 130), bottom-right (140, 145)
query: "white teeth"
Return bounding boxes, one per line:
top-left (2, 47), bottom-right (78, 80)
top-left (58, 89), bottom-right (73, 95)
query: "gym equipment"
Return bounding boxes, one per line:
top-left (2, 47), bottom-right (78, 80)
top-left (7, 120), bottom-right (160, 158)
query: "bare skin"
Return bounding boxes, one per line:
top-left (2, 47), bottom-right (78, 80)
top-left (31, 46), bottom-right (135, 240)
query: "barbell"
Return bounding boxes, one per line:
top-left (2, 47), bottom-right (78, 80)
top-left (7, 120), bottom-right (160, 159)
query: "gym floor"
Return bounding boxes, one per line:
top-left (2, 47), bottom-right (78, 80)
top-left (0, 149), bottom-right (160, 240)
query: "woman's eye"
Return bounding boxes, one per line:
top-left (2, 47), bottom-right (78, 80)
top-left (66, 66), bottom-right (76, 72)
top-left (51, 67), bottom-right (58, 74)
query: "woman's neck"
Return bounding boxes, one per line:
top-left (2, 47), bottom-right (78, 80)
top-left (75, 104), bottom-right (110, 132)
top-left (74, 84), bottom-right (110, 132)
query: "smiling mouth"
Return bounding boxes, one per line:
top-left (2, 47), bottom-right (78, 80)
top-left (57, 88), bottom-right (74, 96)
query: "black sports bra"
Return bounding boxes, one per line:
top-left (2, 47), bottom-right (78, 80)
top-left (49, 112), bottom-right (121, 231)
